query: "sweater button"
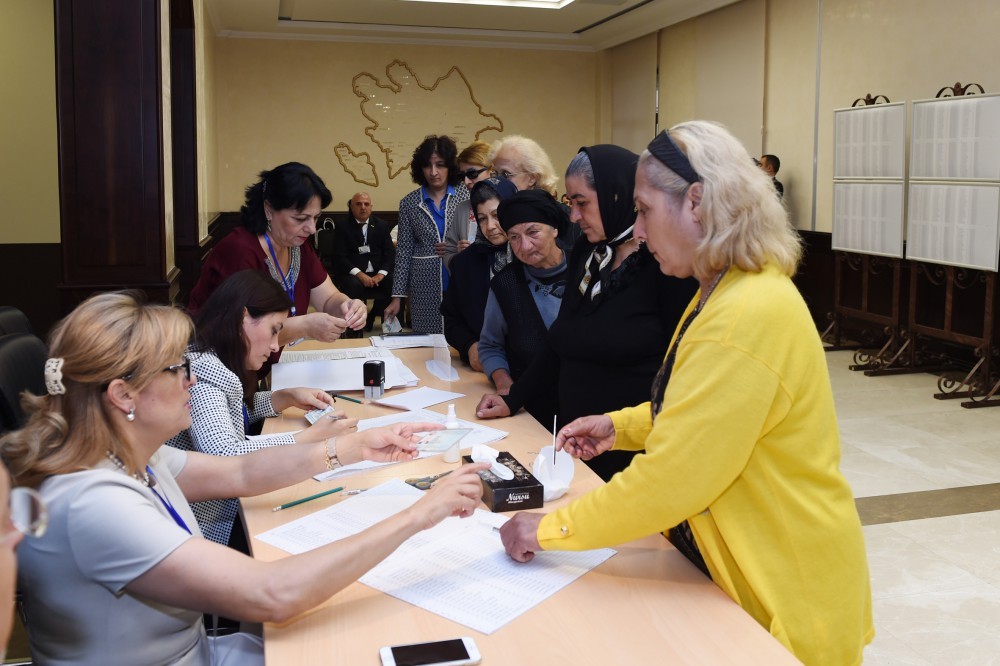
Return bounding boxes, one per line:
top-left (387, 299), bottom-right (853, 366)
top-left (560, 525), bottom-right (568, 534)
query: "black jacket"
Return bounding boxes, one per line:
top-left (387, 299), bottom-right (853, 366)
top-left (332, 215), bottom-right (395, 278)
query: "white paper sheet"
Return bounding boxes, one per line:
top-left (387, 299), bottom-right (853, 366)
top-left (372, 386), bottom-right (466, 411)
top-left (270, 354), bottom-right (418, 392)
top-left (279, 347), bottom-right (393, 363)
top-left (255, 479), bottom-right (616, 634)
top-left (311, 409), bottom-right (508, 481)
top-left (370, 333), bottom-right (448, 349)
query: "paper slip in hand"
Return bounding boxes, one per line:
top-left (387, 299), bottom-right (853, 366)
top-left (532, 445), bottom-right (575, 501)
top-left (372, 386), bottom-right (465, 411)
top-left (312, 409), bottom-right (508, 482)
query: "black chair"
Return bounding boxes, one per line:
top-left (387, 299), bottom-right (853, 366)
top-left (0, 333), bottom-right (48, 433)
top-left (316, 227), bottom-right (336, 275)
top-left (0, 306), bottom-right (34, 337)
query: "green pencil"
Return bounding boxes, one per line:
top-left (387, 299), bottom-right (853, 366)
top-left (272, 486), bottom-right (344, 512)
top-left (327, 392), bottom-right (364, 404)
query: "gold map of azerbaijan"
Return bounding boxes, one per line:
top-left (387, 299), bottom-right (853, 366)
top-left (335, 60), bottom-right (504, 187)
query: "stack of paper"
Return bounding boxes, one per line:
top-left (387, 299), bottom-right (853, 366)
top-left (370, 333), bottom-right (448, 349)
top-left (272, 347), bottom-right (418, 392)
top-left (255, 479), bottom-right (616, 634)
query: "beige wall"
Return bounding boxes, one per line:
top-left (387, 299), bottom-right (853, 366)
top-left (211, 39), bottom-right (597, 217)
top-left (0, 0), bottom-right (59, 244)
top-left (609, 34), bottom-right (658, 154)
top-left (658, 0), bottom-right (765, 162)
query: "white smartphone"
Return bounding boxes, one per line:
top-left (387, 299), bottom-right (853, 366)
top-left (379, 637), bottom-right (481, 666)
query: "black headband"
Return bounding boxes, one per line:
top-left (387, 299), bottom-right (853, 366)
top-left (647, 131), bottom-right (700, 184)
top-left (497, 189), bottom-right (567, 233)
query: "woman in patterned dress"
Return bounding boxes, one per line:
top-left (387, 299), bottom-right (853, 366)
top-left (168, 270), bottom-right (357, 547)
top-left (384, 136), bottom-right (469, 334)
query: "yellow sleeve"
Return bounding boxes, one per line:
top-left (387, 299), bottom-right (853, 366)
top-left (538, 339), bottom-right (788, 550)
top-left (607, 402), bottom-right (654, 451)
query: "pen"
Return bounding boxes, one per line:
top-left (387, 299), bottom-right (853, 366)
top-left (272, 486), bottom-right (344, 512)
top-left (287, 337), bottom-right (307, 347)
top-left (327, 392), bottom-right (364, 405)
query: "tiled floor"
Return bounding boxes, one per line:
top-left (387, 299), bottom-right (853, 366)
top-left (828, 351), bottom-right (1000, 665)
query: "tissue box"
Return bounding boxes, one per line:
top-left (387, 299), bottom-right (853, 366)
top-left (463, 452), bottom-right (544, 512)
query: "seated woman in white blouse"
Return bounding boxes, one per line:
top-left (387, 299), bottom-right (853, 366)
top-left (2, 291), bottom-right (487, 666)
top-left (167, 269), bottom-right (357, 547)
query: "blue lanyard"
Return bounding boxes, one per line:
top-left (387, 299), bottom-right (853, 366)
top-left (263, 233), bottom-right (298, 316)
top-left (146, 466), bottom-right (192, 534)
top-left (242, 404), bottom-right (250, 437)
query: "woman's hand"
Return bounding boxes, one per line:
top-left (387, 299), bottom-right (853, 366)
top-left (408, 462), bottom-right (490, 530)
top-left (475, 393), bottom-right (511, 420)
top-left (456, 240), bottom-right (471, 253)
top-left (340, 298), bottom-right (367, 330)
top-left (270, 387), bottom-right (334, 413)
top-left (500, 512), bottom-right (544, 563)
top-left (556, 415), bottom-right (616, 460)
top-left (296, 411), bottom-right (359, 443)
top-left (434, 242), bottom-right (448, 257)
top-left (337, 421), bottom-right (443, 465)
top-left (384, 298), bottom-right (401, 322)
top-left (468, 342), bottom-right (483, 372)
top-left (304, 312), bottom-right (349, 342)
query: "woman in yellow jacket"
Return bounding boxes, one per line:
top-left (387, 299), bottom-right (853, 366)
top-left (500, 121), bottom-right (873, 666)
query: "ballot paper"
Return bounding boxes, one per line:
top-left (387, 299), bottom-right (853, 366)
top-left (370, 333), bottom-right (448, 349)
top-left (255, 479), bottom-right (616, 634)
top-left (371, 386), bottom-right (465, 411)
top-left (271, 349), bottom-right (418, 392)
top-left (312, 409), bottom-right (507, 482)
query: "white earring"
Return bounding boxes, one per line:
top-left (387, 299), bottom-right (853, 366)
top-left (126, 407), bottom-right (135, 422)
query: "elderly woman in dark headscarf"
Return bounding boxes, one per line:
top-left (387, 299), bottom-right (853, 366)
top-left (477, 189), bottom-right (569, 426)
top-left (477, 145), bottom-right (697, 481)
top-left (440, 179), bottom-right (517, 371)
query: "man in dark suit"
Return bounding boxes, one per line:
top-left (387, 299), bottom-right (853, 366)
top-left (333, 192), bottom-right (395, 333)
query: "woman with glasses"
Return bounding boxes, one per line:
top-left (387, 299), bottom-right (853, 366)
top-left (488, 135), bottom-right (560, 197)
top-left (167, 270), bottom-right (356, 547)
top-left (441, 141), bottom-right (493, 271)
top-left (478, 189), bottom-right (569, 426)
top-left (384, 136), bottom-right (469, 334)
top-left (476, 145), bottom-right (697, 481)
top-left (1, 291), bottom-right (487, 665)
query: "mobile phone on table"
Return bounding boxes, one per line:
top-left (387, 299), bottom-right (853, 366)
top-left (379, 637), bottom-right (481, 666)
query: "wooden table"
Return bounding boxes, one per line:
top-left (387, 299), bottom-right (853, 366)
top-left (244, 342), bottom-right (800, 665)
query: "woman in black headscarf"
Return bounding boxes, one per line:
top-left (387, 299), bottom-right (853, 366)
top-left (476, 144), bottom-right (697, 481)
top-left (440, 179), bottom-right (516, 371)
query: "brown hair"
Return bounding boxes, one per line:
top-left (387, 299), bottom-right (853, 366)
top-left (1, 292), bottom-right (193, 488)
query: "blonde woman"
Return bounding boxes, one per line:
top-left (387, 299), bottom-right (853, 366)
top-left (488, 135), bottom-right (559, 197)
top-left (3, 292), bottom-right (486, 665)
top-left (500, 121), bottom-right (873, 665)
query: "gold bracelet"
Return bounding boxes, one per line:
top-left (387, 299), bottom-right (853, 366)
top-left (324, 438), bottom-right (340, 471)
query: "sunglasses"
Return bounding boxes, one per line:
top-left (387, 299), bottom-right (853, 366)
top-left (491, 169), bottom-right (524, 181)
top-left (460, 167), bottom-right (489, 181)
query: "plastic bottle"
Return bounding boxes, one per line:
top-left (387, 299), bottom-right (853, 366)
top-left (445, 404), bottom-right (459, 429)
top-left (443, 404), bottom-right (461, 463)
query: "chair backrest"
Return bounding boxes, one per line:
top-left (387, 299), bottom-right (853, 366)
top-left (0, 306), bottom-right (34, 337)
top-left (0, 333), bottom-right (48, 433)
top-left (316, 228), bottom-right (336, 271)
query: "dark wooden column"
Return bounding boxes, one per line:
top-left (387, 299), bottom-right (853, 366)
top-left (54, 0), bottom-right (176, 309)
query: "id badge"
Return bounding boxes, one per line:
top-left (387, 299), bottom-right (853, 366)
top-left (358, 245), bottom-right (371, 254)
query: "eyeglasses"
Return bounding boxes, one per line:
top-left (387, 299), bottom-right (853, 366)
top-left (460, 167), bottom-right (489, 181)
top-left (164, 358), bottom-right (192, 381)
top-left (7, 486), bottom-right (48, 539)
top-left (492, 169), bottom-right (524, 181)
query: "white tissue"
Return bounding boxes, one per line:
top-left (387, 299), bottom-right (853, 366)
top-left (470, 444), bottom-right (514, 480)
top-left (532, 445), bottom-right (575, 502)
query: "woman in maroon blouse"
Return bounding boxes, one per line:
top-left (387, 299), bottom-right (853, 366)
top-left (189, 162), bottom-right (367, 353)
